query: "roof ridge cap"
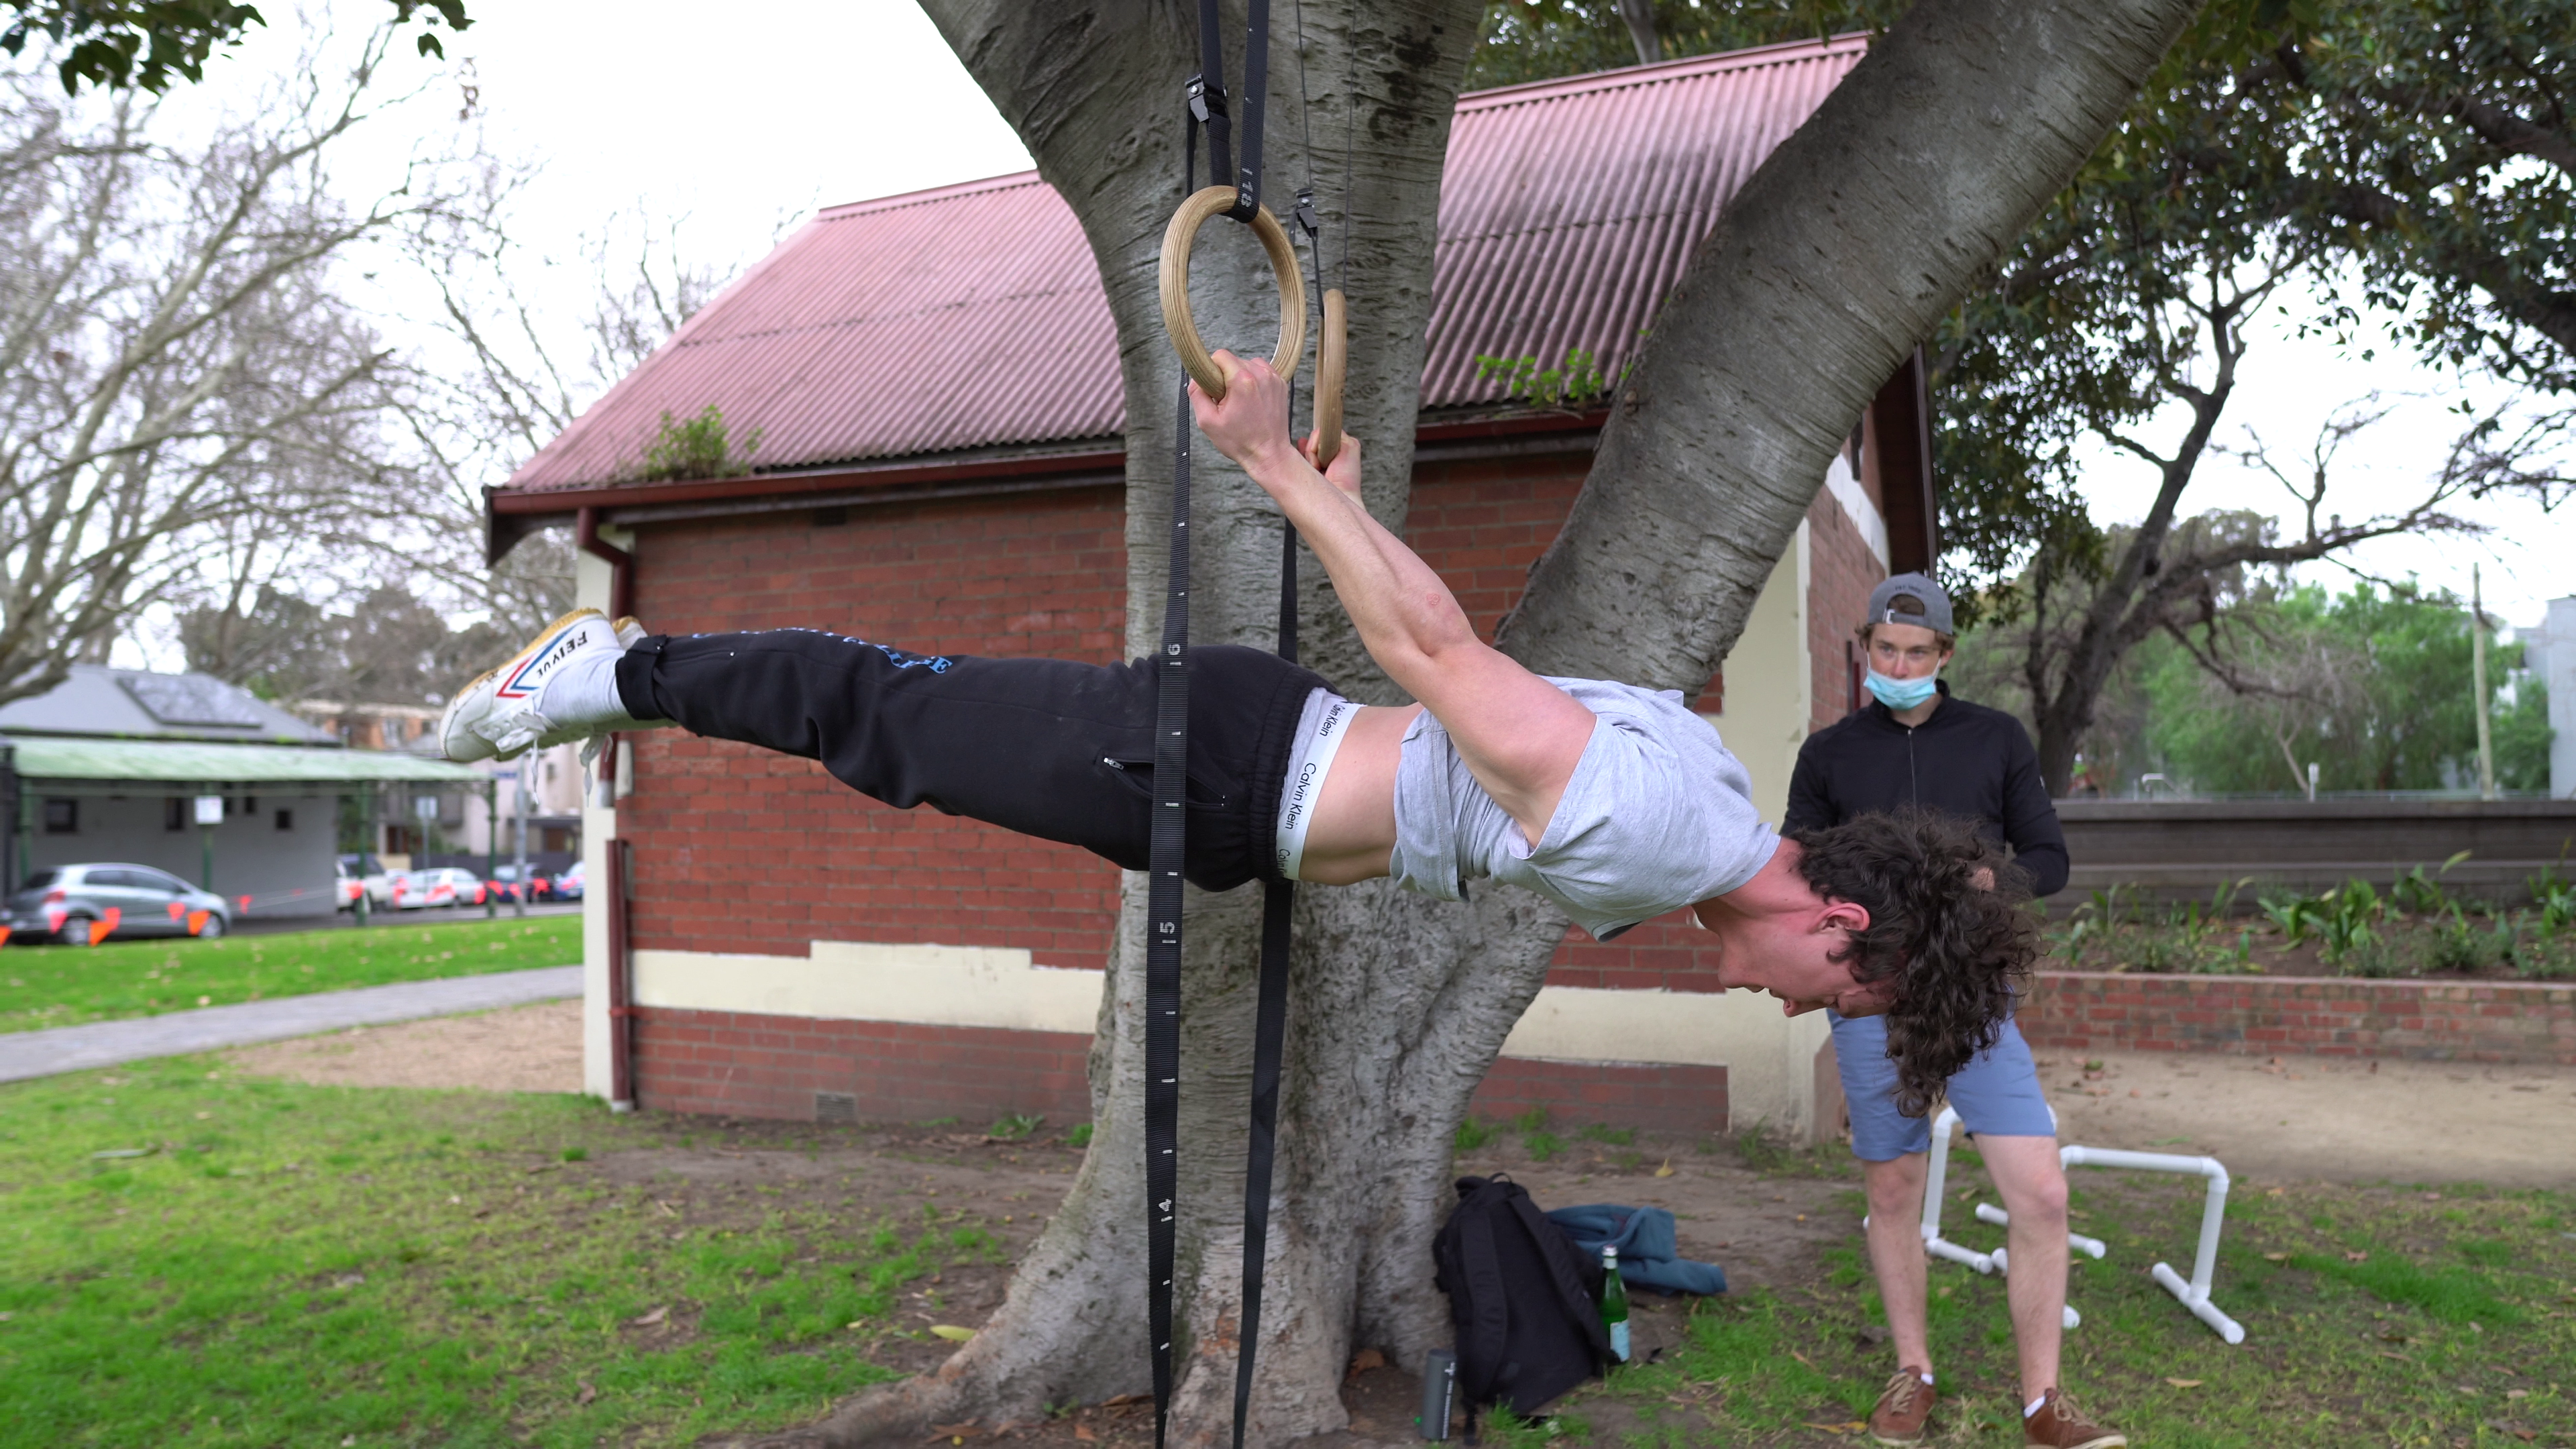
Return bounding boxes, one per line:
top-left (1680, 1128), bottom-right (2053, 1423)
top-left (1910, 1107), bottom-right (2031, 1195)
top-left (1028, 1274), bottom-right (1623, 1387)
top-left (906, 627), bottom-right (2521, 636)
top-left (818, 169), bottom-right (1049, 219)
top-left (1456, 30), bottom-right (1868, 109)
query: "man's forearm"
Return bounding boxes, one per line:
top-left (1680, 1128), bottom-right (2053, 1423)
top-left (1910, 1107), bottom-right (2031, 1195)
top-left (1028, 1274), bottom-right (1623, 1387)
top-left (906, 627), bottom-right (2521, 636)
top-left (1236, 444), bottom-right (1481, 692)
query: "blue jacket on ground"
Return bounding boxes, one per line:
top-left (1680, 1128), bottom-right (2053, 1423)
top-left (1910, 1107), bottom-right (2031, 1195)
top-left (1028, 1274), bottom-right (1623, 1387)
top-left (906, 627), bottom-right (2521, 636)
top-left (1544, 1203), bottom-right (1727, 1295)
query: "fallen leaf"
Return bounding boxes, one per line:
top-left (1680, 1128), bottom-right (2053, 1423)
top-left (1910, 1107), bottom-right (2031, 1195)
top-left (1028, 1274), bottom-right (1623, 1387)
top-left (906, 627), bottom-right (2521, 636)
top-left (929, 1421), bottom-right (980, 1439)
top-left (1654, 1157), bottom-right (1674, 1178)
top-left (2345, 1250), bottom-right (2369, 1263)
top-left (2262, 1252), bottom-right (2290, 1262)
top-left (1073, 1428), bottom-right (1097, 1444)
top-left (1100, 1393), bottom-right (1151, 1408)
top-left (2508, 1389), bottom-right (2530, 1400)
top-left (2165, 1379), bottom-right (2203, 1389)
top-left (930, 1324), bottom-right (977, 1342)
top-left (627, 1306), bottom-right (668, 1328)
top-left (1788, 1348), bottom-right (1815, 1368)
top-left (1347, 1347), bottom-right (1387, 1379)
top-left (576, 1381), bottom-right (598, 1406)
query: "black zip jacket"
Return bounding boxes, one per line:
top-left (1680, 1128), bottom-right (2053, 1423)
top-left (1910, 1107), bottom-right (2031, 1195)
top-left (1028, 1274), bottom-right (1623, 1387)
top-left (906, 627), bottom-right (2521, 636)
top-left (1781, 683), bottom-right (2070, 897)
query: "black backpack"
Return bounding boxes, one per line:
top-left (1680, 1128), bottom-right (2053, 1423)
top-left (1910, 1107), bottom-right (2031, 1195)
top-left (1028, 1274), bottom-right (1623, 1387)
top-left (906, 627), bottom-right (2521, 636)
top-left (1431, 1175), bottom-right (1615, 1424)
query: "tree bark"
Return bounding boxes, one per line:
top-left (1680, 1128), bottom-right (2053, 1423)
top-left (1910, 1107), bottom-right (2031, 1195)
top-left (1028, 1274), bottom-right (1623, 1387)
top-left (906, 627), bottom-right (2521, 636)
top-left (731, 2), bottom-right (2201, 1446)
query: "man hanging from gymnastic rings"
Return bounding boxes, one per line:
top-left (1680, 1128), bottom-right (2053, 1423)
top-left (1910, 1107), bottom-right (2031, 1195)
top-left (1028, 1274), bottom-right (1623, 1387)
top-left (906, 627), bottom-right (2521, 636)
top-left (437, 349), bottom-right (2039, 1110)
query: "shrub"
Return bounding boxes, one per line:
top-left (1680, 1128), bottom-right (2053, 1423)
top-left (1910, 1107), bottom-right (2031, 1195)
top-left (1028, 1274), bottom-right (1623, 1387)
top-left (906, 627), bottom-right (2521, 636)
top-left (637, 404), bottom-right (762, 482)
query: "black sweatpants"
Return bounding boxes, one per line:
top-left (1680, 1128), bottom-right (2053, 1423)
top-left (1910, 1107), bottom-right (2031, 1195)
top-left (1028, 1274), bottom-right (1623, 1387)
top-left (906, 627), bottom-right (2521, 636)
top-left (614, 629), bottom-right (1328, 893)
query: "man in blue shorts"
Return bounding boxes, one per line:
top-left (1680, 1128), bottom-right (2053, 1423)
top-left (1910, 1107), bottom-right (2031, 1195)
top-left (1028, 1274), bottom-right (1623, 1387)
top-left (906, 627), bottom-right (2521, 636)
top-left (1784, 575), bottom-right (2122, 1449)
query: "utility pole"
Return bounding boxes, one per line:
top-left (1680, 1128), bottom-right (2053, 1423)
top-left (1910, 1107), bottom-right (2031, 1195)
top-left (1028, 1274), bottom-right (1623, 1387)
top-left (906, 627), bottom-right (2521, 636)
top-left (2473, 564), bottom-right (2498, 802)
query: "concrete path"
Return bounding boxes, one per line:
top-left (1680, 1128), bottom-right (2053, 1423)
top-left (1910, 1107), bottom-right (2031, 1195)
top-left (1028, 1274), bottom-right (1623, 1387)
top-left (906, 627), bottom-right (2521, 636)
top-left (0, 966), bottom-right (583, 1083)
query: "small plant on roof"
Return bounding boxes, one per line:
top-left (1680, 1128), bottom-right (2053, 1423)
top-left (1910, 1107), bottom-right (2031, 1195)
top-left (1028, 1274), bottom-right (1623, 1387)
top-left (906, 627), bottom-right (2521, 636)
top-left (1474, 346), bottom-right (1613, 411)
top-left (636, 403), bottom-right (762, 482)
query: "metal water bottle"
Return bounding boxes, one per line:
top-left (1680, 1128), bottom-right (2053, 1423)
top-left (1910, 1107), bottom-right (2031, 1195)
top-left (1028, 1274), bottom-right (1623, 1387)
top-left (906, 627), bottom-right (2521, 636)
top-left (1599, 1245), bottom-right (1631, 1363)
top-left (1417, 1348), bottom-right (1456, 1440)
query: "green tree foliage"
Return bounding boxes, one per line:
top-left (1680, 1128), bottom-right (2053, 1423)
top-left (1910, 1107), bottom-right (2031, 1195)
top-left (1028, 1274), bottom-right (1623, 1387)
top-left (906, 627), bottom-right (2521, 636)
top-left (2139, 581), bottom-right (2549, 794)
top-left (1956, 574), bottom-right (2551, 796)
top-left (180, 583), bottom-right (508, 706)
top-left (0, 1), bottom-right (468, 93)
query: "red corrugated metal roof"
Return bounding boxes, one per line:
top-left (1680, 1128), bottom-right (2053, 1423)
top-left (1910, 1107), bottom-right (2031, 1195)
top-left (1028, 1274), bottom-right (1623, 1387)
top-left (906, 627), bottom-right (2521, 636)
top-left (502, 35), bottom-right (1864, 497)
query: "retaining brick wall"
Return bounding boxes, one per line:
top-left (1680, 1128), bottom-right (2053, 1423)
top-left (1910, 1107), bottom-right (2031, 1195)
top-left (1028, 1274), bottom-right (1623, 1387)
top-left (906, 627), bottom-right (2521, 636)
top-left (2021, 970), bottom-right (2576, 1066)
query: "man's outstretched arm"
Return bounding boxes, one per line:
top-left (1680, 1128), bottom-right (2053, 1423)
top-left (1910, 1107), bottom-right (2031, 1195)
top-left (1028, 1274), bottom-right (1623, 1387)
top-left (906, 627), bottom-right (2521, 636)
top-left (1189, 350), bottom-right (1597, 845)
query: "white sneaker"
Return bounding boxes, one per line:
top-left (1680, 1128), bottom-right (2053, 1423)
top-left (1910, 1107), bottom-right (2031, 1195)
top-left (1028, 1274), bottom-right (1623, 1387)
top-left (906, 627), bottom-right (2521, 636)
top-left (439, 608), bottom-right (632, 762)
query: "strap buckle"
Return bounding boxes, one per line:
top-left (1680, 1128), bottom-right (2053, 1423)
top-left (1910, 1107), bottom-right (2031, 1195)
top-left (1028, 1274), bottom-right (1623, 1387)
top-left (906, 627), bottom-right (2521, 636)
top-left (1187, 74), bottom-right (1226, 123)
top-left (1292, 187), bottom-right (1320, 241)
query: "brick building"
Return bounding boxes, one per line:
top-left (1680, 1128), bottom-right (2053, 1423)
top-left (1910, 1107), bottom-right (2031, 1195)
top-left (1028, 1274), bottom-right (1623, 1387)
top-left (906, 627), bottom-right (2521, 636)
top-left (488, 37), bottom-right (1935, 1140)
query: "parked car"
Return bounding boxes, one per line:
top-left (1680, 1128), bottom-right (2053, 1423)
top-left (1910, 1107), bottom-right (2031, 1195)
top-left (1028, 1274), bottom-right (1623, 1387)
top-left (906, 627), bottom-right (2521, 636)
top-left (395, 867), bottom-right (486, 910)
top-left (4, 863), bottom-right (231, 942)
top-left (337, 853), bottom-right (392, 910)
top-left (486, 863), bottom-right (553, 904)
top-left (551, 859), bottom-right (586, 901)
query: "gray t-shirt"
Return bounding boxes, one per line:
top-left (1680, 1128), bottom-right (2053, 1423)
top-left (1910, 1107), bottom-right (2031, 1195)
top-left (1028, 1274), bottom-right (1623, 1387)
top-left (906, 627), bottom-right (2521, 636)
top-left (1387, 678), bottom-right (1779, 939)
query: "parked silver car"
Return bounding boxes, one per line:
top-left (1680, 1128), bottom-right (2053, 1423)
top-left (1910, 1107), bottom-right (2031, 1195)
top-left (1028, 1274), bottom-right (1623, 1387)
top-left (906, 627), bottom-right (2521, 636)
top-left (5, 863), bottom-right (231, 943)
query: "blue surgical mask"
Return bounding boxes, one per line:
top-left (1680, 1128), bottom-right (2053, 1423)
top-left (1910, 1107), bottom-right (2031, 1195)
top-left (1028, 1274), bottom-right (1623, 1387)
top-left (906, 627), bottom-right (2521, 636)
top-left (1866, 669), bottom-right (1939, 710)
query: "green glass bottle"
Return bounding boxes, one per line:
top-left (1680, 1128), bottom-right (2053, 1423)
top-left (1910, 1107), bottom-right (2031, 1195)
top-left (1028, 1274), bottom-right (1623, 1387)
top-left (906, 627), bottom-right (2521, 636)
top-left (1599, 1244), bottom-right (1631, 1363)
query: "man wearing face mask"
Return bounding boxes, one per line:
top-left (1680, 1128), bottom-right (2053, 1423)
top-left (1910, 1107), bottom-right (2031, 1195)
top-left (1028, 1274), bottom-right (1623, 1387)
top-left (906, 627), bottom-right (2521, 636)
top-left (1784, 576), bottom-right (2112, 1449)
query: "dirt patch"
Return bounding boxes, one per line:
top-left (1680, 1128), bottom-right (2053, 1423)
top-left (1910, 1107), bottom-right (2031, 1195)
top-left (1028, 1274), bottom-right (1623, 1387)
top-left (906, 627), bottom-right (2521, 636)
top-left (223, 998), bottom-right (584, 1092)
top-left (2039, 1048), bottom-right (2576, 1187)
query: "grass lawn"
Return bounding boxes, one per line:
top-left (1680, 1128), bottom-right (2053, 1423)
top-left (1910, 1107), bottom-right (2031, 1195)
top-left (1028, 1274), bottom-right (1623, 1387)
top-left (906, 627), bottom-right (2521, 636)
top-left (0, 1060), bottom-right (1002, 1447)
top-left (0, 916), bottom-right (582, 1034)
top-left (1508, 1140), bottom-right (2576, 1449)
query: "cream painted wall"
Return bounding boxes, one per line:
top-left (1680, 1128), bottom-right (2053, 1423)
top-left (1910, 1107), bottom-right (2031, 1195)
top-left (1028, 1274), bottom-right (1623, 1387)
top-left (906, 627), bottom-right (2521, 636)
top-left (1712, 521), bottom-right (1812, 827)
top-left (577, 531), bottom-right (626, 1103)
top-left (625, 941), bottom-right (1833, 1138)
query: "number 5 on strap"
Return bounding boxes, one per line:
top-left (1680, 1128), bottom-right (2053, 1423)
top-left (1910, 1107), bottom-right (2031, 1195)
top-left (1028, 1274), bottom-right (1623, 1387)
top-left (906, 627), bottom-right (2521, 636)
top-left (1160, 184), bottom-right (1306, 401)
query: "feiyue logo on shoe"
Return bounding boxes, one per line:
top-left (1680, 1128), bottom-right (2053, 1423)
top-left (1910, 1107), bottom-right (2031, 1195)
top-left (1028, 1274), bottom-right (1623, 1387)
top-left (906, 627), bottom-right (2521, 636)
top-left (497, 625), bottom-right (590, 700)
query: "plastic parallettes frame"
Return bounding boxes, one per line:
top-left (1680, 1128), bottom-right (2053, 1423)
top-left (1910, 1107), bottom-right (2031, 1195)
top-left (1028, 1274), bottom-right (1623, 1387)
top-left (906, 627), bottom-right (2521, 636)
top-left (1913, 1105), bottom-right (2247, 1344)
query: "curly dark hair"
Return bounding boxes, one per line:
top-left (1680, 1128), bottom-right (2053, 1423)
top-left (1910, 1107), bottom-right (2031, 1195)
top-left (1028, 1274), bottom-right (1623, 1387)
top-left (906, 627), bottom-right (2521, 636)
top-left (1786, 810), bottom-right (2041, 1120)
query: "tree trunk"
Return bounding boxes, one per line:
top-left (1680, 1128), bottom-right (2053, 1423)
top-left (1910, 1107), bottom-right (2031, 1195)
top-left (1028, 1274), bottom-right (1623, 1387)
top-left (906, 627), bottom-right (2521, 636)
top-left (733, 3), bottom-right (2201, 1446)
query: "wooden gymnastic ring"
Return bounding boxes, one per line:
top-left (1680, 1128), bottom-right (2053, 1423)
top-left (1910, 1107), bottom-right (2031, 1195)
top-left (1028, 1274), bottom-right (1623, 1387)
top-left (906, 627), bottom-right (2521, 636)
top-left (1312, 286), bottom-right (1346, 468)
top-left (1159, 184), bottom-right (1307, 401)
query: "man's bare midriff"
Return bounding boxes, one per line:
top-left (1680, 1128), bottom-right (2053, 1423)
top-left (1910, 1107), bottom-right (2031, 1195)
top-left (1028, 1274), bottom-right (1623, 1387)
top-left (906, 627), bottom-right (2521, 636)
top-left (1289, 702), bottom-right (1421, 885)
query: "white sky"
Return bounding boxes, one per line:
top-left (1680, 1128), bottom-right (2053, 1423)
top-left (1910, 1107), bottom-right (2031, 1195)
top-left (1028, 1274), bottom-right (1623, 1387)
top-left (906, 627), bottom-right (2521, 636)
top-left (168, 3), bottom-right (2576, 637)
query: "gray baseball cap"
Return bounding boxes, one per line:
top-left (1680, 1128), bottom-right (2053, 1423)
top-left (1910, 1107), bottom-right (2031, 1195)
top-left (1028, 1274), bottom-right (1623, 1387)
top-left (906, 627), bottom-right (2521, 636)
top-left (1865, 572), bottom-right (1954, 635)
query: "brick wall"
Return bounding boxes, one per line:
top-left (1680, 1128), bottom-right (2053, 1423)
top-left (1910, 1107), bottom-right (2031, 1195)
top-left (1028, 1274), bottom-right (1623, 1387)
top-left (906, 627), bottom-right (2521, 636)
top-left (1403, 451), bottom-right (1590, 643)
top-left (1468, 1056), bottom-right (1731, 1134)
top-left (2022, 971), bottom-right (2576, 1066)
top-left (633, 1008), bottom-right (1095, 1122)
top-left (625, 486), bottom-right (1131, 968)
top-left (615, 447), bottom-right (1843, 1124)
top-left (1804, 488), bottom-right (1884, 731)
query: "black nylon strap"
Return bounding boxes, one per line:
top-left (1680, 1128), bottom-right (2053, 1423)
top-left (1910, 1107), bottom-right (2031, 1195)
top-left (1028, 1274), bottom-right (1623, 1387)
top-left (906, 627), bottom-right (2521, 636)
top-left (1147, 372), bottom-right (1192, 1449)
top-left (1232, 0), bottom-right (1273, 219)
top-left (1160, 6), bottom-right (1287, 1446)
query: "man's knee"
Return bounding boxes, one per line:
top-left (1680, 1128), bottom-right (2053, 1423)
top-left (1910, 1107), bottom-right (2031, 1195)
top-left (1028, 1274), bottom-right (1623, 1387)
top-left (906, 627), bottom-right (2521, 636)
top-left (1992, 1145), bottom-right (2069, 1227)
top-left (1861, 1152), bottom-right (1929, 1216)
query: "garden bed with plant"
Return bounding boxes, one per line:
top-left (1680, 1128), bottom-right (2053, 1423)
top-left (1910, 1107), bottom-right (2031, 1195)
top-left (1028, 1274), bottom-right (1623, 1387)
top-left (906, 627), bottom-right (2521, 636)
top-left (2049, 861), bottom-right (2576, 982)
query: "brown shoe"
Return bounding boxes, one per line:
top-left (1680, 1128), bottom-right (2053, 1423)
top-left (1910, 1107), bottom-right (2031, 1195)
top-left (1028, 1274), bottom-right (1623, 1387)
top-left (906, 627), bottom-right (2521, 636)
top-left (2024, 1388), bottom-right (2126, 1449)
top-left (1868, 1368), bottom-right (1936, 1444)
